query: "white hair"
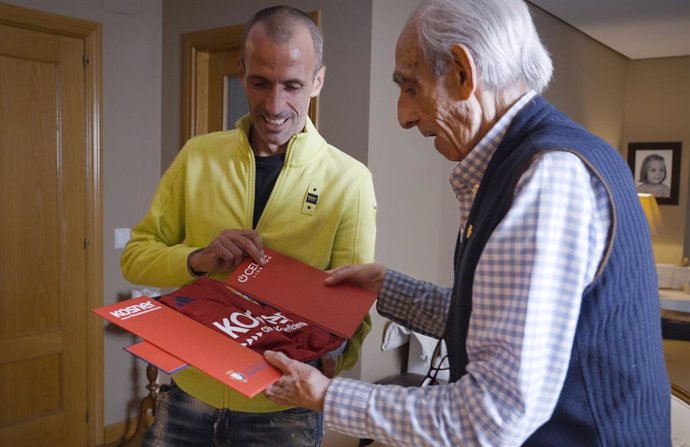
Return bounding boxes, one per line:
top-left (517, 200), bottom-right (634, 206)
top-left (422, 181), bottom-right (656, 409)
top-left (411, 0), bottom-right (553, 93)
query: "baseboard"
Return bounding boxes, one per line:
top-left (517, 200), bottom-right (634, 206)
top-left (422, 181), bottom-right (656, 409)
top-left (103, 417), bottom-right (138, 445)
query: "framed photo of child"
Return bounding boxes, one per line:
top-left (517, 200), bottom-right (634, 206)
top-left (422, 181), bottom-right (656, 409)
top-left (628, 142), bottom-right (681, 205)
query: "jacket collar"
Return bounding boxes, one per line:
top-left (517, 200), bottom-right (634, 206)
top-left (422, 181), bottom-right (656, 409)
top-left (236, 115), bottom-right (326, 166)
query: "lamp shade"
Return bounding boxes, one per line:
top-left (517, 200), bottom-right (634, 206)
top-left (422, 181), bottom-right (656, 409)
top-left (638, 193), bottom-right (665, 236)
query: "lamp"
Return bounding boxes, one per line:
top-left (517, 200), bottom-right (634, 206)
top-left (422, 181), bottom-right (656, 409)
top-left (638, 193), bottom-right (665, 236)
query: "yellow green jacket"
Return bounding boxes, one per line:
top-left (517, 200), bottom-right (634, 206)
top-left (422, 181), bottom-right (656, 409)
top-left (121, 115), bottom-right (377, 412)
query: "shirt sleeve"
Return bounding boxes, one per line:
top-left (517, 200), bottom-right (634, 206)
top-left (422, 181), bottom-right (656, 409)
top-left (324, 152), bottom-right (611, 446)
top-left (376, 269), bottom-right (452, 339)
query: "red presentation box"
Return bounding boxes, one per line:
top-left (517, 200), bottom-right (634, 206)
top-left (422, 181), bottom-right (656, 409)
top-left (226, 248), bottom-right (377, 339)
top-left (125, 341), bottom-right (188, 374)
top-left (95, 249), bottom-right (377, 396)
top-left (93, 297), bottom-right (280, 398)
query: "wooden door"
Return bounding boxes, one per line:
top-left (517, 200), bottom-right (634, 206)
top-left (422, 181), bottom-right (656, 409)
top-left (0, 4), bottom-right (103, 446)
top-left (191, 46), bottom-right (245, 136)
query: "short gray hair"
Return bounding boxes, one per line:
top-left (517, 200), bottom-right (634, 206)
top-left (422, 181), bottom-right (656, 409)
top-left (411, 0), bottom-right (553, 93)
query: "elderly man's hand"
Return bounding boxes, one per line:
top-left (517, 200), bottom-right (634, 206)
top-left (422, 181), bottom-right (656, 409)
top-left (263, 350), bottom-right (330, 411)
top-left (324, 263), bottom-right (386, 293)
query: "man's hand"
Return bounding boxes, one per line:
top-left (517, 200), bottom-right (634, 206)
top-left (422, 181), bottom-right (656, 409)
top-left (324, 263), bottom-right (386, 293)
top-left (189, 229), bottom-right (264, 274)
top-left (263, 350), bottom-right (330, 411)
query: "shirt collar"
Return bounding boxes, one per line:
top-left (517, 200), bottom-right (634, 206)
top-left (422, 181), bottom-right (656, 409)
top-left (449, 90), bottom-right (537, 199)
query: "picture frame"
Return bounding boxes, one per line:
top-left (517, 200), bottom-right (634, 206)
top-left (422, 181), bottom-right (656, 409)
top-left (628, 142), bottom-right (682, 205)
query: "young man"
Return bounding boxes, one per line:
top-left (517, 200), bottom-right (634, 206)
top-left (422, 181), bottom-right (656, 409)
top-left (122, 6), bottom-right (376, 446)
top-left (264, 1), bottom-right (670, 445)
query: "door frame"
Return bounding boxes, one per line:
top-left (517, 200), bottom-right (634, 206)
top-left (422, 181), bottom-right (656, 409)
top-left (180, 11), bottom-right (321, 146)
top-left (0, 3), bottom-right (104, 445)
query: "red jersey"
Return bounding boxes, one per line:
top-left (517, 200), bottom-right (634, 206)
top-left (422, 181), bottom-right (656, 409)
top-left (158, 277), bottom-right (346, 362)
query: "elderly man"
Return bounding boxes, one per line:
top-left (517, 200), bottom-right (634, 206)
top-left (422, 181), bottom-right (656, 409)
top-left (264, 0), bottom-right (670, 445)
top-left (122, 5), bottom-right (376, 446)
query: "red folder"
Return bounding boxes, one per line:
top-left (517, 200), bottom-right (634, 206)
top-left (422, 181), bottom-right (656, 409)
top-left (125, 341), bottom-right (188, 374)
top-left (226, 249), bottom-right (377, 339)
top-left (93, 297), bottom-right (280, 398)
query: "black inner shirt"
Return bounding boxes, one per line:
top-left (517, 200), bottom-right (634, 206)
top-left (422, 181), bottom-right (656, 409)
top-left (252, 153), bottom-right (285, 229)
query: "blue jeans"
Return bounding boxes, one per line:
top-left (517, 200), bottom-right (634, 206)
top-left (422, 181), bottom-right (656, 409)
top-left (142, 382), bottom-right (323, 446)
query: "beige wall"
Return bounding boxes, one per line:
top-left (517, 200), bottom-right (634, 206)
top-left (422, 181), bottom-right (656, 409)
top-left (623, 57), bottom-right (690, 264)
top-left (532, 7), bottom-right (690, 264)
top-left (531, 7), bottom-right (628, 148)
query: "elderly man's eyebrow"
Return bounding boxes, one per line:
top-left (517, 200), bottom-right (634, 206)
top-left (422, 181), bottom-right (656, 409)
top-left (392, 71), bottom-right (416, 85)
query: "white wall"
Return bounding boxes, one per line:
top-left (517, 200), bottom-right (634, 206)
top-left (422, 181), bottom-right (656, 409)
top-left (3, 0), bottom-right (163, 427)
top-left (363, 0), bottom-right (457, 383)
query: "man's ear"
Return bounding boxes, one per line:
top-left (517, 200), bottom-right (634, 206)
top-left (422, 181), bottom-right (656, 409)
top-left (311, 65), bottom-right (326, 97)
top-left (238, 60), bottom-right (246, 87)
top-left (448, 44), bottom-right (476, 99)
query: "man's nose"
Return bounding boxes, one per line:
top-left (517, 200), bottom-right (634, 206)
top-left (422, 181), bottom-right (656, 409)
top-left (397, 97), bottom-right (418, 129)
top-left (265, 87), bottom-right (284, 115)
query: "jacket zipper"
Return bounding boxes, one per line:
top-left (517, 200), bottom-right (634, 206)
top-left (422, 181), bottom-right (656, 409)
top-left (255, 139), bottom-right (294, 230)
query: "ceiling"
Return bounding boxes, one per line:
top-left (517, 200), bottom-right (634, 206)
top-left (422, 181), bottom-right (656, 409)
top-left (530, 0), bottom-right (690, 59)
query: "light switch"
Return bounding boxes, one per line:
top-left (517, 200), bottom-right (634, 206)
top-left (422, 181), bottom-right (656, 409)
top-left (114, 228), bottom-right (131, 249)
